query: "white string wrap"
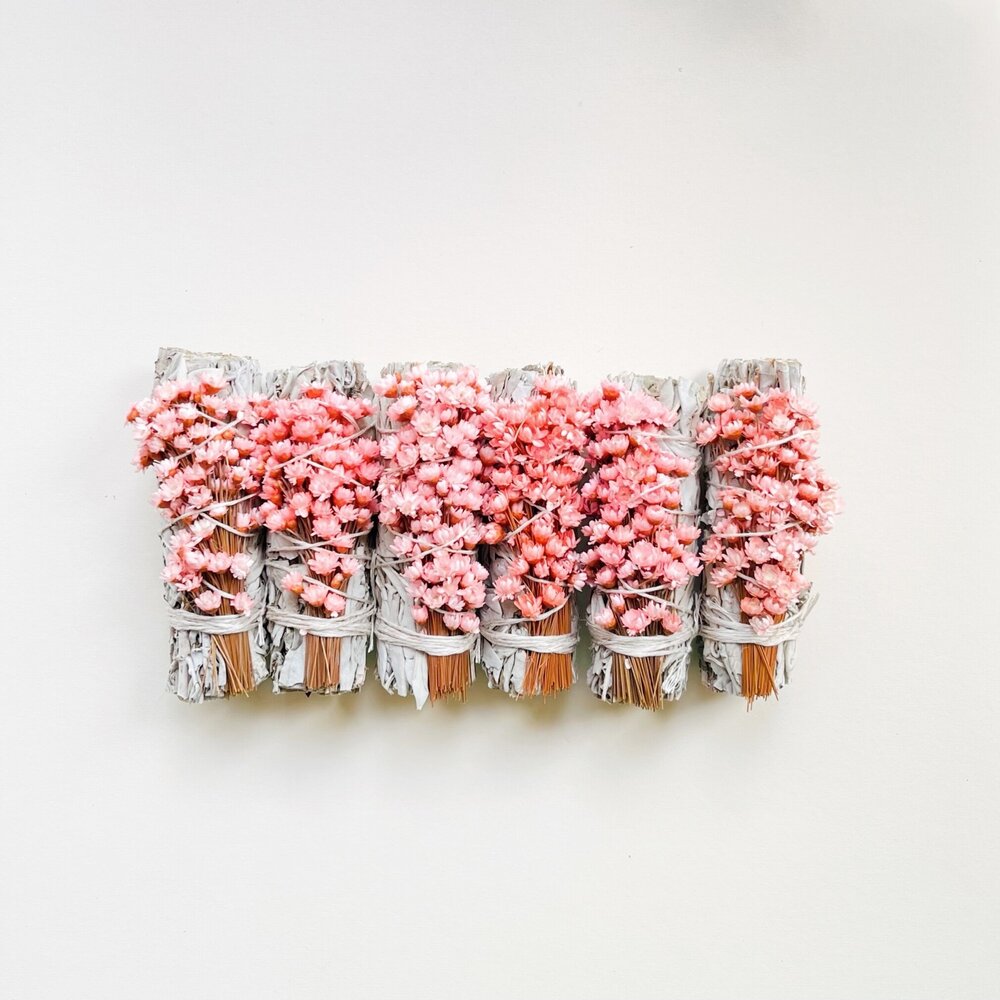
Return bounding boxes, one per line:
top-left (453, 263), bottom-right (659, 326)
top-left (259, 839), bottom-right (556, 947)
top-left (699, 587), bottom-right (818, 647)
top-left (373, 614), bottom-right (479, 656)
top-left (267, 601), bottom-right (374, 639)
top-left (166, 601), bottom-right (264, 635)
top-left (479, 607), bottom-right (578, 654)
top-left (587, 613), bottom-right (698, 659)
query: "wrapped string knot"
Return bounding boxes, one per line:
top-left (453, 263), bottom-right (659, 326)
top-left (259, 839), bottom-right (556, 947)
top-left (587, 607), bottom-right (698, 659)
top-left (480, 599), bottom-right (579, 655)
top-left (267, 600), bottom-right (375, 640)
top-left (374, 615), bottom-right (479, 657)
top-left (167, 601), bottom-right (264, 635)
top-left (700, 588), bottom-right (817, 647)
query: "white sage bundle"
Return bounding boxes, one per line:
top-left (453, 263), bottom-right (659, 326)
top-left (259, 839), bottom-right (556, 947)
top-left (261, 361), bottom-right (378, 695)
top-left (478, 364), bottom-right (586, 698)
top-left (698, 358), bottom-right (839, 702)
top-left (372, 362), bottom-right (493, 707)
top-left (584, 373), bottom-right (704, 709)
top-left (135, 347), bottom-right (270, 702)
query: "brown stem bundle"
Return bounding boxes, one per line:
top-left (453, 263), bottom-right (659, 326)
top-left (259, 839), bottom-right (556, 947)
top-left (522, 597), bottom-right (574, 698)
top-left (608, 593), bottom-right (664, 711)
top-left (739, 590), bottom-right (786, 705)
top-left (740, 633), bottom-right (782, 704)
top-left (425, 610), bottom-right (471, 702)
top-left (303, 613), bottom-right (342, 693)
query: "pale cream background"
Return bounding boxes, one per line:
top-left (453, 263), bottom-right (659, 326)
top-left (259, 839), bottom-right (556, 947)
top-left (2, 2), bottom-right (998, 998)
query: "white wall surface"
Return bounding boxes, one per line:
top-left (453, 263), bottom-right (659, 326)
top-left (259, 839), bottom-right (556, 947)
top-left (2, 2), bottom-right (997, 998)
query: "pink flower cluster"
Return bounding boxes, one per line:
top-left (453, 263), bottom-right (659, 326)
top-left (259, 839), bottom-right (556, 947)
top-left (164, 524), bottom-right (256, 612)
top-left (481, 376), bottom-right (590, 620)
top-left (697, 384), bottom-right (840, 634)
top-left (256, 385), bottom-right (381, 618)
top-left (581, 382), bottom-right (701, 636)
top-left (375, 366), bottom-right (497, 633)
top-left (127, 371), bottom-right (266, 614)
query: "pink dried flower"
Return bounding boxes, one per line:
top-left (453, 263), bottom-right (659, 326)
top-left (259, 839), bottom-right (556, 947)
top-left (323, 592), bottom-right (347, 616)
top-left (231, 591), bottom-right (254, 614)
top-left (494, 574), bottom-right (523, 602)
top-left (594, 606), bottom-right (617, 629)
top-left (619, 608), bottom-right (651, 634)
top-left (229, 552), bottom-right (253, 580)
top-left (194, 590), bottom-right (222, 613)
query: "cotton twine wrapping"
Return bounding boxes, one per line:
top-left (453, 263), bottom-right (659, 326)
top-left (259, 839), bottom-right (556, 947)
top-left (372, 361), bottom-right (480, 709)
top-left (264, 361), bottom-right (376, 695)
top-left (585, 373), bottom-right (704, 704)
top-left (699, 358), bottom-right (818, 696)
top-left (479, 364), bottom-right (580, 697)
top-left (154, 347), bottom-right (270, 702)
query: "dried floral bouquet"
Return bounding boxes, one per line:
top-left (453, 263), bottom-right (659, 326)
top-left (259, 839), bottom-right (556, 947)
top-left (697, 359), bottom-right (840, 703)
top-left (128, 348), bottom-right (269, 701)
top-left (372, 363), bottom-right (497, 707)
top-left (583, 375), bottom-right (703, 709)
top-left (479, 366), bottom-right (589, 698)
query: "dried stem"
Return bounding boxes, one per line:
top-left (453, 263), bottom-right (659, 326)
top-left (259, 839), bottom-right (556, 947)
top-left (200, 478), bottom-right (254, 697)
top-left (426, 610), bottom-right (471, 703)
top-left (740, 615), bottom-right (782, 705)
top-left (304, 631), bottom-right (342, 693)
top-left (522, 599), bottom-right (574, 698)
top-left (608, 592), bottom-right (664, 710)
top-left (300, 551), bottom-right (345, 693)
